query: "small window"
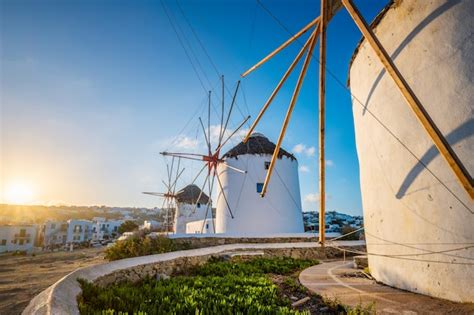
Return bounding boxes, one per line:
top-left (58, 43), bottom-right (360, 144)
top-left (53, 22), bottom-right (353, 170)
top-left (206, 224), bottom-right (209, 229)
top-left (256, 183), bottom-right (264, 193)
top-left (1, 240), bottom-right (6, 246)
top-left (264, 162), bottom-right (270, 170)
top-left (197, 203), bottom-right (201, 208)
top-left (51, 223), bottom-right (56, 229)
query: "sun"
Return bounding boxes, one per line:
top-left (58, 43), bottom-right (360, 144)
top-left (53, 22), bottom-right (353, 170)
top-left (3, 181), bottom-right (35, 205)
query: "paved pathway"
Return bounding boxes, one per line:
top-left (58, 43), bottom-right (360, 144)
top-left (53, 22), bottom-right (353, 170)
top-left (299, 261), bottom-right (474, 314)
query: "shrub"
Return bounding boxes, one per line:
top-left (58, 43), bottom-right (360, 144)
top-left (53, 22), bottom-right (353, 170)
top-left (105, 236), bottom-right (192, 261)
top-left (118, 221), bottom-right (139, 234)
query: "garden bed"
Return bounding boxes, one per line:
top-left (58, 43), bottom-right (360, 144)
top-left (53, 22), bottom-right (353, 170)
top-left (78, 256), bottom-right (354, 314)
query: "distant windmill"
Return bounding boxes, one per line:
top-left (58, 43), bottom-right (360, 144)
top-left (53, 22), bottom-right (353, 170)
top-left (143, 156), bottom-right (184, 232)
top-left (161, 76), bottom-right (250, 229)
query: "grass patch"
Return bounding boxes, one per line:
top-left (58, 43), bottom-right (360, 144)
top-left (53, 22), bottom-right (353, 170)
top-left (78, 257), bottom-right (318, 314)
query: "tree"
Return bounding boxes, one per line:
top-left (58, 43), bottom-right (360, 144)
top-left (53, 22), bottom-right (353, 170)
top-left (118, 221), bottom-right (139, 234)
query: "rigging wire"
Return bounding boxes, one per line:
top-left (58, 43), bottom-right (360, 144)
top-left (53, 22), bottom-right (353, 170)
top-left (160, 0), bottom-right (208, 94)
top-left (327, 243), bottom-right (474, 266)
top-left (252, 0), bottom-right (472, 213)
top-left (175, 0), bottom-right (221, 78)
top-left (327, 227), bottom-right (474, 262)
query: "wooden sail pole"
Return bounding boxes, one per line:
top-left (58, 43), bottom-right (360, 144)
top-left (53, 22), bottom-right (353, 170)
top-left (242, 17), bottom-right (320, 78)
top-left (261, 29), bottom-right (319, 197)
top-left (244, 23), bottom-right (321, 143)
top-left (341, 0), bottom-right (474, 200)
top-left (318, 0), bottom-right (327, 246)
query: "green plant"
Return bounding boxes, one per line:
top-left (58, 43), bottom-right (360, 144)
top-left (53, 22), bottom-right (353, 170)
top-left (346, 302), bottom-right (376, 315)
top-left (118, 221), bottom-right (139, 234)
top-left (105, 236), bottom-right (192, 261)
top-left (188, 257), bottom-right (318, 277)
top-left (78, 257), bottom-right (318, 314)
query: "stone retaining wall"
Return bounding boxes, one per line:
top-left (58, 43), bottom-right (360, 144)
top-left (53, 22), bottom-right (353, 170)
top-left (95, 245), bottom-right (365, 287)
top-left (22, 241), bottom-right (365, 315)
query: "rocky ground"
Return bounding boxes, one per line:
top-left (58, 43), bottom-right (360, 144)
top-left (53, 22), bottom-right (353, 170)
top-left (0, 247), bottom-right (106, 315)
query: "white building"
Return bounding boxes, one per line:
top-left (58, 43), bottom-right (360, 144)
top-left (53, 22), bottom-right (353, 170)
top-left (91, 218), bottom-right (123, 241)
top-left (66, 219), bottom-right (93, 243)
top-left (43, 221), bottom-right (68, 247)
top-left (140, 220), bottom-right (161, 231)
top-left (186, 218), bottom-right (215, 234)
top-left (0, 225), bottom-right (38, 253)
top-left (173, 184), bottom-right (211, 234)
top-left (216, 133), bottom-right (304, 234)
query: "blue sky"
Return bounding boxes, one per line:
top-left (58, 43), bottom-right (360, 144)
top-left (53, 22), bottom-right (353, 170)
top-left (1, 0), bottom-right (389, 215)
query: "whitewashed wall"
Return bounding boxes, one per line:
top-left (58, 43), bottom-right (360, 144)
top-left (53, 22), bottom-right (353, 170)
top-left (174, 203), bottom-right (211, 234)
top-left (349, 0), bottom-right (474, 302)
top-left (216, 154), bottom-right (304, 234)
top-left (185, 218), bottom-right (215, 234)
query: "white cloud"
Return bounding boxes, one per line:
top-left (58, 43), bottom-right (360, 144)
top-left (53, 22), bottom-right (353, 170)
top-left (209, 124), bottom-right (248, 148)
top-left (292, 143), bottom-right (316, 157)
top-left (299, 165), bottom-right (310, 173)
top-left (304, 193), bottom-right (320, 203)
top-left (174, 135), bottom-right (200, 150)
top-left (306, 146), bottom-right (316, 157)
top-left (326, 159), bottom-right (334, 167)
top-left (292, 144), bottom-right (305, 154)
top-left (303, 193), bottom-right (332, 205)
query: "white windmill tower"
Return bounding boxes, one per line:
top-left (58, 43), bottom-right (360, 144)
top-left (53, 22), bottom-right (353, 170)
top-left (161, 76), bottom-right (250, 233)
top-left (215, 132), bottom-right (304, 235)
top-left (173, 184), bottom-right (212, 234)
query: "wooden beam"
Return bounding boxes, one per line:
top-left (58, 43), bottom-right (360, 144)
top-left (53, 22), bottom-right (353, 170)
top-left (319, 0), bottom-right (328, 246)
top-left (243, 25), bottom-right (320, 143)
top-left (260, 29), bottom-right (318, 197)
top-left (342, 0), bottom-right (474, 200)
top-left (241, 17), bottom-right (320, 78)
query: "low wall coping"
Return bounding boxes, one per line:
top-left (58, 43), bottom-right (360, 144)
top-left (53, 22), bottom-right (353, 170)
top-left (22, 240), bottom-right (365, 315)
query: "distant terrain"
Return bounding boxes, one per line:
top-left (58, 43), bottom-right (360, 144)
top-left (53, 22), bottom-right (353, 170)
top-left (0, 204), bottom-right (167, 225)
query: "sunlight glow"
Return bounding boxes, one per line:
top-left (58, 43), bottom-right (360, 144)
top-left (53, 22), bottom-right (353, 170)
top-left (3, 181), bottom-right (35, 205)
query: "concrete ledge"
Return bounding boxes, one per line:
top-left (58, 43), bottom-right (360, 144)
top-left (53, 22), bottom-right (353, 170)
top-left (22, 241), bottom-right (365, 315)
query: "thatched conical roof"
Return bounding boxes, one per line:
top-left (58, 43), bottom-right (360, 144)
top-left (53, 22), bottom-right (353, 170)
top-left (175, 184), bottom-right (210, 204)
top-left (223, 133), bottom-right (296, 161)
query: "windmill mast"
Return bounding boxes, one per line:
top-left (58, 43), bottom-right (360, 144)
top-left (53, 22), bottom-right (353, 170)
top-left (318, 0), bottom-right (328, 245)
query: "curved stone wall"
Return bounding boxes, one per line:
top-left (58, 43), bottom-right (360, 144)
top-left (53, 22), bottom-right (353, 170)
top-left (22, 241), bottom-right (365, 315)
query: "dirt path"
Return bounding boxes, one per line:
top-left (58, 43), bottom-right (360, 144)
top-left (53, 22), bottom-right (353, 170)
top-left (299, 261), bottom-right (474, 314)
top-left (0, 248), bottom-right (106, 315)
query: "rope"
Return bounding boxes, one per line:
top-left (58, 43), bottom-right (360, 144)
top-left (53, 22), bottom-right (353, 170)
top-left (328, 226), bottom-right (365, 241)
top-left (327, 243), bottom-right (474, 266)
top-left (326, 227), bottom-right (474, 262)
